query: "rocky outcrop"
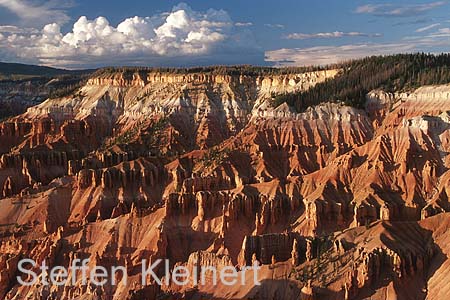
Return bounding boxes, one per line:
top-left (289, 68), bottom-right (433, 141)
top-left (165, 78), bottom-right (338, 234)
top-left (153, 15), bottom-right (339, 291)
top-left (0, 76), bottom-right (76, 122)
top-left (184, 251), bottom-right (234, 286)
top-left (164, 189), bottom-right (298, 230)
top-left (0, 150), bottom-right (82, 197)
top-left (0, 120), bottom-right (32, 137)
top-left (181, 176), bottom-right (235, 193)
top-left (71, 158), bottom-right (163, 222)
top-left (21, 68), bottom-right (339, 151)
top-left (331, 221), bottom-right (438, 300)
top-left (86, 70), bottom-right (339, 89)
top-left (0, 232), bottom-right (63, 299)
top-left (239, 233), bottom-right (303, 266)
top-left (75, 160), bottom-right (159, 189)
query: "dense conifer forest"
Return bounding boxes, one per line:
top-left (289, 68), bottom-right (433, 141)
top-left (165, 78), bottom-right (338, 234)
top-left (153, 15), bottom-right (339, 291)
top-left (92, 64), bottom-right (330, 78)
top-left (272, 53), bottom-right (450, 111)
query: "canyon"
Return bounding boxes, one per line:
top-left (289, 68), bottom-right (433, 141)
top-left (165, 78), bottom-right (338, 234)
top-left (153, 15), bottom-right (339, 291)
top-left (0, 66), bottom-right (450, 300)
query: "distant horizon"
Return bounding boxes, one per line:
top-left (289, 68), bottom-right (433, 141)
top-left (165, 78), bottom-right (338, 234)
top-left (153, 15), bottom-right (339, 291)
top-left (2, 51), bottom-right (449, 71)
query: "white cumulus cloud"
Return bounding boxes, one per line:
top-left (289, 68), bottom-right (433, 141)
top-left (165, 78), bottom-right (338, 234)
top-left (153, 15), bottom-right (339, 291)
top-left (0, 3), bottom-right (262, 68)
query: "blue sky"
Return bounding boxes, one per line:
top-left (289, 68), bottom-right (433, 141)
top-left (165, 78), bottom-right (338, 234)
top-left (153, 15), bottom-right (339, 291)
top-left (0, 0), bottom-right (449, 68)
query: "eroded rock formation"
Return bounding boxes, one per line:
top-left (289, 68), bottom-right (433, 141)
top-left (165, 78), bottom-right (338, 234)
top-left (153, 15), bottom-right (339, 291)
top-left (0, 68), bottom-right (450, 299)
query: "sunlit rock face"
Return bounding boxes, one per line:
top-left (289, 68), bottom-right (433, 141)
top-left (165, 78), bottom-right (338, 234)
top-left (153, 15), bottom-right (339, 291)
top-left (1, 68), bottom-right (450, 299)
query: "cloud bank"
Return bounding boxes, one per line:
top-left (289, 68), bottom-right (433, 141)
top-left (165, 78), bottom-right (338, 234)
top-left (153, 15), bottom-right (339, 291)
top-left (0, 3), bottom-right (262, 68)
top-left (285, 31), bottom-right (382, 40)
top-left (0, 0), bottom-right (71, 27)
top-left (416, 23), bottom-right (441, 33)
top-left (266, 36), bottom-right (450, 66)
top-left (264, 24), bottom-right (285, 29)
top-left (235, 22), bottom-right (253, 27)
top-left (356, 2), bottom-right (447, 17)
